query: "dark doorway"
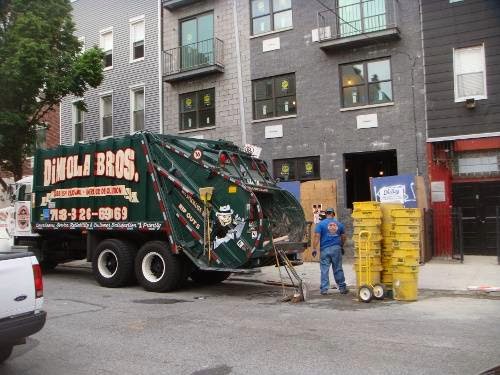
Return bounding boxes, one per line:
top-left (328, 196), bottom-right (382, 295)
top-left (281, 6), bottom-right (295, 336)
top-left (344, 150), bottom-right (398, 209)
top-left (452, 181), bottom-right (500, 255)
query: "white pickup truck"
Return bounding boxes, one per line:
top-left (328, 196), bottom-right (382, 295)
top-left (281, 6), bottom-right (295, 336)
top-left (0, 252), bottom-right (46, 364)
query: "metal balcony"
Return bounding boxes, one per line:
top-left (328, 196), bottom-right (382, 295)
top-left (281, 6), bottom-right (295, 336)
top-left (316, 0), bottom-right (400, 51)
top-left (163, 38), bottom-right (224, 83)
top-left (162, 0), bottom-right (203, 10)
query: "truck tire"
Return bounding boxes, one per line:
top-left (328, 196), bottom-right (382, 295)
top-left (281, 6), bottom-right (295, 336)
top-left (190, 269), bottom-right (231, 285)
top-left (92, 239), bottom-right (135, 288)
top-left (0, 345), bottom-right (13, 364)
top-left (135, 241), bottom-right (185, 292)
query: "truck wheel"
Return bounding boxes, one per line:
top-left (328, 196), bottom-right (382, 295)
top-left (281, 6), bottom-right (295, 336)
top-left (0, 345), bottom-right (13, 364)
top-left (190, 269), bottom-right (231, 285)
top-left (92, 239), bottom-right (135, 288)
top-left (135, 241), bottom-right (185, 292)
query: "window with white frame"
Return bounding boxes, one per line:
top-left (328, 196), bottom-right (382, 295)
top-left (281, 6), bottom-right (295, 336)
top-left (78, 36), bottom-right (85, 54)
top-left (101, 94), bottom-right (113, 138)
top-left (130, 17), bottom-right (145, 61)
top-left (454, 45), bottom-right (487, 102)
top-left (131, 87), bottom-right (145, 132)
top-left (72, 100), bottom-right (84, 143)
top-left (100, 29), bottom-right (113, 68)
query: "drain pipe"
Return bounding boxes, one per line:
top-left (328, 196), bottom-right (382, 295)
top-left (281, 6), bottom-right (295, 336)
top-left (232, 0), bottom-right (247, 146)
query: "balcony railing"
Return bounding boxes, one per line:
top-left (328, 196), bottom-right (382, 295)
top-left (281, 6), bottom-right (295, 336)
top-left (316, 0), bottom-right (400, 49)
top-left (163, 38), bottom-right (224, 82)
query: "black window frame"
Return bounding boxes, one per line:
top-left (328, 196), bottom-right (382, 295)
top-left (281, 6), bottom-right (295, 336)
top-left (340, 58), bottom-right (393, 108)
top-left (179, 88), bottom-right (216, 131)
top-left (250, 0), bottom-right (293, 36)
top-left (273, 156), bottom-right (320, 182)
top-left (252, 73), bottom-right (297, 120)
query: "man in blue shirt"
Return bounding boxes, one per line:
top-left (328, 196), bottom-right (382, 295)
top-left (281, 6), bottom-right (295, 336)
top-left (312, 208), bottom-right (348, 295)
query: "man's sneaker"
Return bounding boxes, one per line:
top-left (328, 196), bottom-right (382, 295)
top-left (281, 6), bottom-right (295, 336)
top-left (339, 288), bottom-right (349, 294)
top-left (320, 291), bottom-right (328, 295)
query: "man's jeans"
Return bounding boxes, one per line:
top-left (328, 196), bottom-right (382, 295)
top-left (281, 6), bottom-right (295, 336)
top-left (320, 245), bottom-right (346, 293)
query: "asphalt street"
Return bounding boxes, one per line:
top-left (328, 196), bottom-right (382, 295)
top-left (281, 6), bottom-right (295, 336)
top-left (2, 264), bottom-right (500, 375)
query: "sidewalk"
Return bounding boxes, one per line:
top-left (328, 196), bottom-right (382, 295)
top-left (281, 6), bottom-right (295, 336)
top-left (248, 255), bottom-right (500, 292)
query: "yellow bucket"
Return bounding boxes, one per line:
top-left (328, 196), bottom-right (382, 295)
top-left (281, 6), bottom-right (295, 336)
top-left (390, 208), bottom-right (422, 218)
top-left (392, 225), bottom-right (420, 234)
top-left (352, 210), bottom-right (383, 219)
top-left (394, 233), bottom-right (420, 241)
top-left (354, 240), bottom-right (382, 250)
top-left (393, 217), bottom-right (421, 226)
top-left (381, 203), bottom-right (404, 218)
top-left (392, 264), bottom-right (419, 273)
top-left (355, 249), bottom-right (382, 257)
top-left (353, 201), bottom-right (381, 211)
top-left (353, 218), bottom-right (382, 226)
top-left (392, 254), bottom-right (420, 267)
top-left (393, 271), bottom-right (418, 301)
top-left (354, 233), bottom-right (383, 242)
top-left (392, 239), bottom-right (420, 250)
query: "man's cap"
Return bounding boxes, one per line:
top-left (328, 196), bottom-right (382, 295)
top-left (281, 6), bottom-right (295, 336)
top-left (325, 208), bottom-right (335, 214)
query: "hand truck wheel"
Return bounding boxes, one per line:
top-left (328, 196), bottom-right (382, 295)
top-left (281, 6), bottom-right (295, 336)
top-left (373, 283), bottom-right (385, 300)
top-left (358, 284), bottom-right (373, 303)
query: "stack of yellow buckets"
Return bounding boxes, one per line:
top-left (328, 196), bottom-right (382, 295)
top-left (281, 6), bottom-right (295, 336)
top-left (380, 203), bottom-right (404, 293)
top-left (352, 202), bottom-right (383, 288)
top-left (390, 208), bottom-right (422, 301)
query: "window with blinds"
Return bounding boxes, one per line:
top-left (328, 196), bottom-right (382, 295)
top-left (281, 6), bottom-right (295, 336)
top-left (131, 88), bottom-right (145, 132)
top-left (100, 29), bottom-right (113, 68)
top-left (101, 95), bottom-right (113, 138)
top-left (130, 17), bottom-right (145, 61)
top-left (453, 45), bottom-right (487, 102)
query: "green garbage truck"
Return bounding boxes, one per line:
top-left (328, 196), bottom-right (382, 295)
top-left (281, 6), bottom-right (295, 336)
top-left (11, 132), bottom-right (309, 292)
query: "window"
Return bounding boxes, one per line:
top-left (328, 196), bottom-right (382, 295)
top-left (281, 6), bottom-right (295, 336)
top-left (251, 0), bottom-right (292, 35)
top-left (130, 17), bottom-right (145, 61)
top-left (253, 74), bottom-right (296, 120)
top-left (100, 29), bottom-right (113, 69)
top-left (180, 13), bottom-right (214, 70)
top-left (131, 87), bottom-right (145, 132)
top-left (337, 0), bottom-right (386, 37)
top-left (72, 100), bottom-right (84, 143)
top-left (273, 156), bottom-right (320, 181)
top-left (454, 45), bottom-right (487, 102)
top-left (35, 125), bottom-right (47, 150)
top-left (78, 36), bottom-right (85, 54)
top-left (100, 94), bottom-right (113, 138)
top-left (179, 88), bottom-right (215, 131)
top-left (341, 58), bottom-right (392, 108)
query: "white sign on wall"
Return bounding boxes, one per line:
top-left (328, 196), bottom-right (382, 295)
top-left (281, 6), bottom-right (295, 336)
top-left (265, 125), bottom-right (283, 139)
top-left (430, 181), bottom-right (446, 203)
top-left (262, 37), bottom-right (280, 52)
top-left (356, 113), bottom-right (378, 129)
top-left (243, 144), bottom-right (262, 158)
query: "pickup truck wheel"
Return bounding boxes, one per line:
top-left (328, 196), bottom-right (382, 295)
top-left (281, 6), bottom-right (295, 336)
top-left (92, 239), bottom-right (135, 288)
top-left (190, 269), bottom-right (231, 285)
top-left (0, 345), bottom-right (13, 364)
top-left (135, 241), bottom-right (185, 292)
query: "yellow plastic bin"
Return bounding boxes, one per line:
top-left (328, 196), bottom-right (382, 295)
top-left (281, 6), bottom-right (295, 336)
top-left (353, 201), bottom-right (381, 211)
top-left (352, 210), bottom-right (383, 219)
top-left (393, 217), bottom-right (421, 226)
top-left (390, 208), bottom-right (422, 218)
top-left (353, 218), bottom-right (382, 226)
top-left (394, 233), bottom-right (420, 241)
top-left (392, 254), bottom-right (420, 267)
top-left (353, 225), bottom-right (381, 234)
top-left (393, 270), bottom-right (418, 301)
top-left (392, 225), bottom-right (420, 234)
top-left (392, 239), bottom-right (420, 250)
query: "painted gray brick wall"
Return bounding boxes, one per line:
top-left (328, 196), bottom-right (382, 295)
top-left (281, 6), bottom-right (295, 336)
top-left (247, 0), bottom-right (427, 220)
top-left (162, 0), bottom-right (252, 145)
top-left (61, 0), bottom-right (161, 145)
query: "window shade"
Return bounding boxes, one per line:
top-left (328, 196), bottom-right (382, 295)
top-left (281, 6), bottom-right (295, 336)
top-left (131, 21), bottom-right (144, 43)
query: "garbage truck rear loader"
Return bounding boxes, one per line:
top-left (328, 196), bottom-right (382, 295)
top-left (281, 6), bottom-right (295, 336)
top-left (14, 132), bottom-right (308, 292)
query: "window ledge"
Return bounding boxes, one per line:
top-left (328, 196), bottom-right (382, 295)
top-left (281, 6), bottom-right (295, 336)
top-left (178, 126), bottom-right (216, 134)
top-left (130, 57), bottom-right (145, 64)
top-left (455, 96), bottom-right (487, 103)
top-left (250, 27), bottom-right (293, 39)
top-left (103, 66), bottom-right (113, 71)
top-left (339, 102), bottom-right (394, 112)
top-left (252, 115), bottom-right (297, 123)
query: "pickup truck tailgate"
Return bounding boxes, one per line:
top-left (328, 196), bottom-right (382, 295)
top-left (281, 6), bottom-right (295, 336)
top-left (0, 253), bottom-right (36, 319)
